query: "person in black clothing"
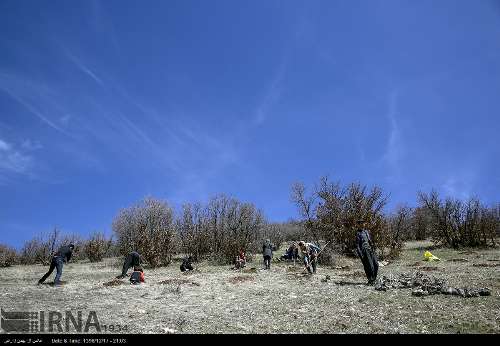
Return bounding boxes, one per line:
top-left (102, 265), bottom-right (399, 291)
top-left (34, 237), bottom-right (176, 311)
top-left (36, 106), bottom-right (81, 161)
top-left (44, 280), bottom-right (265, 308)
top-left (355, 220), bottom-right (379, 285)
top-left (180, 256), bottom-right (194, 272)
top-left (38, 244), bottom-right (75, 285)
top-left (117, 251), bottom-right (141, 279)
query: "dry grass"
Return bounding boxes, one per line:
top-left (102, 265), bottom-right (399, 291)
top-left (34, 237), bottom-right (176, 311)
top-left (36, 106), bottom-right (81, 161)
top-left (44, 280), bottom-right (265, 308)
top-left (0, 240), bottom-right (499, 334)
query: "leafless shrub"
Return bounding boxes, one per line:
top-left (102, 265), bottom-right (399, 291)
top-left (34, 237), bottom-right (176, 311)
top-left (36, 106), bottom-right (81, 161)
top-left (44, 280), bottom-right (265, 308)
top-left (177, 202), bottom-right (211, 262)
top-left (112, 197), bottom-right (176, 268)
top-left (411, 206), bottom-right (432, 240)
top-left (292, 177), bottom-right (397, 259)
top-left (418, 190), bottom-right (499, 248)
top-left (84, 232), bottom-right (113, 262)
top-left (260, 223), bottom-right (285, 250)
top-left (0, 244), bottom-right (18, 267)
top-left (384, 204), bottom-right (412, 258)
top-left (176, 194), bottom-right (265, 264)
top-left (56, 232), bottom-right (84, 260)
top-left (20, 228), bottom-right (59, 265)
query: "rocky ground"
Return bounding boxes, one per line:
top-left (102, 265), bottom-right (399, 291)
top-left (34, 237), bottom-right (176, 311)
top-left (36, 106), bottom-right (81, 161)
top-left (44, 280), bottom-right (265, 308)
top-left (0, 240), bottom-right (499, 334)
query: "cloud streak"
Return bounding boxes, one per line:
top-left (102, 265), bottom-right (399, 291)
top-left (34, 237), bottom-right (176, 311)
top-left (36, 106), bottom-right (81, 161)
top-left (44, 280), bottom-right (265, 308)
top-left (65, 51), bottom-right (104, 86)
top-left (383, 90), bottom-right (403, 167)
top-left (254, 61), bottom-right (287, 126)
top-left (0, 138), bottom-right (34, 180)
top-left (0, 72), bottom-right (71, 135)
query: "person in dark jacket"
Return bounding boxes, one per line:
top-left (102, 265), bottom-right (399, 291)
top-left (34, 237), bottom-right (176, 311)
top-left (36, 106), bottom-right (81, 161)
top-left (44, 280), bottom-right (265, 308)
top-left (262, 239), bottom-right (276, 270)
top-left (355, 220), bottom-right (379, 285)
top-left (281, 243), bottom-right (299, 261)
top-left (38, 244), bottom-right (75, 285)
top-left (180, 256), bottom-right (194, 272)
top-left (117, 251), bottom-right (141, 279)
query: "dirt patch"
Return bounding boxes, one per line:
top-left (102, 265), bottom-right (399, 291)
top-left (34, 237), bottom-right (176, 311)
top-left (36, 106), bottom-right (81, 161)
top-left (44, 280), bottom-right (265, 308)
top-left (228, 276), bottom-right (255, 284)
top-left (286, 266), bottom-right (303, 272)
top-left (419, 266), bottom-right (442, 272)
top-left (103, 279), bottom-right (125, 287)
top-left (344, 270), bottom-right (366, 278)
top-left (159, 278), bottom-right (200, 286)
top-left (448, 258), bottom-right (469, 262)
top-left (242, 268), bottom-right (258, 274)
top-left (333, 265), bottom-right (351, 270)
top-left (472, 263), bottom-right (500, 268)
top-left (408, 261), bottom-right (422, 267)
top-left (459, 251), bottom-right (477, 255)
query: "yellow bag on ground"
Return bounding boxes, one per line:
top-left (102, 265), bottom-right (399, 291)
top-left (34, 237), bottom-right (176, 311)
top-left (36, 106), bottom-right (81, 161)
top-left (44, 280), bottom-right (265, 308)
top-left (423, 251), bottom-right (440, 261)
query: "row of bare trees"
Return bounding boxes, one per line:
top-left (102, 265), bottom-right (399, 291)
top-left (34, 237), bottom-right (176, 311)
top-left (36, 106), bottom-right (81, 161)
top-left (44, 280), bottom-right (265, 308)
top-left (291, 176), bottom-right (499, 260)
top-left (2, 185), bottom-right (497, 268)
top-left (417, 191), bottom-right (498, 248)
top-left (0, 228), bottom-right (114, 267)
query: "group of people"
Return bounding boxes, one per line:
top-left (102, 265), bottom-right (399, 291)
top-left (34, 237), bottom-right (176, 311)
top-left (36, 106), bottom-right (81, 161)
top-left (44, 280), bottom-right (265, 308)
top-left (258, 239), bottom-right (320, 274)
top-left (253, 219), bottom-right (378, 283)
top-left (37, 220), bottom-right (379, 286)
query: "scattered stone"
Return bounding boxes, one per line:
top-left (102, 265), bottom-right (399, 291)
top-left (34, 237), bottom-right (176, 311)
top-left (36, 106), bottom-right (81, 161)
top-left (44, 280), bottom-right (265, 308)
top-left (375, 271), bottom-right (492, 298)
top-left (321, 275), bottom-right (331, 283)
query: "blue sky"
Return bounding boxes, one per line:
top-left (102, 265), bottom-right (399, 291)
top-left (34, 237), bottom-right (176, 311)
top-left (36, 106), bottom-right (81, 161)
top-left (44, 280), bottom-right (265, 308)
top-left (1, 0), bottom-right (499, 248)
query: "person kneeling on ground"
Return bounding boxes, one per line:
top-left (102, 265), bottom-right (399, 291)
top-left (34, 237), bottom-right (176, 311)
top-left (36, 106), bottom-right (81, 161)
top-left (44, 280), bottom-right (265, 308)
top-left (38, 243), bottom-right (75, 286)
top-left (234, 250), bottom-right (246, 269)
top-left (180, 256), bottom-right (194, 272)
top-left (298, 241), bottom-right (321, 274)
top-left (355, 220), bottom-right (379, 285)
top-left (117, 251), bottom-right (141, 279)
top-left (281, 243), bottom-right (299, 261)
top-left (130, 266), bottom-right (145, 285)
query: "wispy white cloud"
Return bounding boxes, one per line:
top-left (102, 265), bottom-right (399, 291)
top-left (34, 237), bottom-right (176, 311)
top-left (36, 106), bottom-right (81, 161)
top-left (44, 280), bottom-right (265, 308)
top-left (383, 90), bottom-right (403, 167)
top-left (0, 72), bottom-right (71, 135)
top-left (254, 61), bottom-right (287, 126)
top-left (0, 139), bottom-right (11, 151)
top-left (65, 51), bottom-right (104, 86)
top-left (21, 139), bottom-right (43, 151)
top-left (442, 176), bottom-right (471, 200)
top-left (0, 138), bottom-right (34, 180)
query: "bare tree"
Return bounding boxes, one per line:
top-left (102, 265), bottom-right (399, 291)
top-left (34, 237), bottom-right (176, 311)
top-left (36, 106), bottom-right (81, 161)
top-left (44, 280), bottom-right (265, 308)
top-left (113, 197), bottom-right (176, 268)
top-left (418, 190), bottom-right (498, 248)
top-left (83, 232), bottom-right (113, 262)
top-left (0, 244), bottom-right (18, 267)
top-left (291, 177), bottom-right (395, 259)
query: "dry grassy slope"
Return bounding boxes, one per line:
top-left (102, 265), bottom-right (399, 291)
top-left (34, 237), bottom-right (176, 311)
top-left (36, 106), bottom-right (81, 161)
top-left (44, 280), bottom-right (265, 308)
top-left (0, 241), bottom-right (499, 334)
